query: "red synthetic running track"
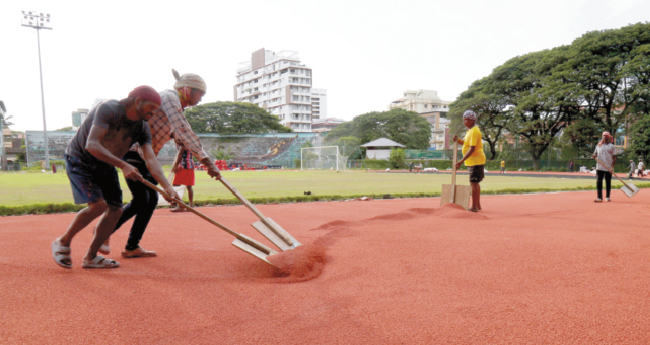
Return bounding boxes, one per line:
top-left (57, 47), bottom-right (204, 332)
top-left (1, 190), bottom-right (650, 344)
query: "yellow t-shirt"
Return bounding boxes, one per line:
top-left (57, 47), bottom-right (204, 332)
top-left (501, 160), bottom-right (505, 167)
top-left (462, 126), bottom-right (486, 166)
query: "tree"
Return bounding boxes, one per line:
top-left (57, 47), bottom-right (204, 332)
top-left (389, 148), bottom-right (406, 168)
top-left (449, 76), bottom-right (512, 160)
top-left (184, 101), bottom-right (292, 134)
top-left (325, 136), bottom-right (363, 159)
top-left (327, 108), bottom-right (431, 149)
top-left (628, 114), bottom-right (650, 161)
top-left (564, 23), bottom-right (650, 134)
top-left (1, 113), bottom-right (14, 128)
top-left (210, 146), bottom-right (235, 161)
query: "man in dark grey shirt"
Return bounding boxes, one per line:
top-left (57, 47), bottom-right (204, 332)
top-left (51, 85), bottom-right (179, 269)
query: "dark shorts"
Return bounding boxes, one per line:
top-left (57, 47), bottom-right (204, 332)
top-left (65, 154), bottom-right (123, 207)
top-left (468, 164), bottom-right (485, 183)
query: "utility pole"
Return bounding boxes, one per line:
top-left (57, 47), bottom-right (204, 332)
top-left (21, 11), bottom-right (52, 169)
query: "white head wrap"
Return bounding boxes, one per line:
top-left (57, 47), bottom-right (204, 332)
top-left (172, 69), bottom-right (206, 92)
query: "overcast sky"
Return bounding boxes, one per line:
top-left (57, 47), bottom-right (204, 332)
top-left (1, 0), bottom-right (649, 132)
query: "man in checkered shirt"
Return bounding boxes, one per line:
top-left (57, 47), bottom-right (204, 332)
top-left (106, 70), bottom-right (221, 258)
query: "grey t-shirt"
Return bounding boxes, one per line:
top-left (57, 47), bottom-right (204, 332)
top-left (66, 100), bottom-right (152, 167)
top-left (594, 143), bottom-right (616, 171)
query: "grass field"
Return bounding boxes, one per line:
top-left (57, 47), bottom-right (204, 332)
top-left (0, 169), bottom-right (619, 207)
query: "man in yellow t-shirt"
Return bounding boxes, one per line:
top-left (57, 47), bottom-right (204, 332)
top-left (501, 160), bottom-right (506, 174)
top-left (451, 110), bottom-right (486, 212)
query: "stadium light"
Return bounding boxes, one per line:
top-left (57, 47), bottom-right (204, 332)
top-left (21, 10), bottom-right (52, 169)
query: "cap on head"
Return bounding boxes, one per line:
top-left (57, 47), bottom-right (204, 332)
top-left (463, 110), bottom-right (477, 121)
top-left (128, 85), bottom-right (161, 106)
top-left (172, 69), bottom-right (206, 92)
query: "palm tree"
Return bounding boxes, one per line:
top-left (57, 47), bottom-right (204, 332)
top-left (1, 113), bottom-right (14, 128)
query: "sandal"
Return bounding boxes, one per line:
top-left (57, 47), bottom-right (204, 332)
top-left (121, 246), bottom-right (157, 258)
top-left (82, 255), bottom-right (119, 269)
top-left (99, 243), bottom-right (111, 255)
top-left (52, 240), bottom-right (72, 269)
top-left (594, 198), bottom-right (602, 203)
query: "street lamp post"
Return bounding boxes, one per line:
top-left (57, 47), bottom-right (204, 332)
top-left (21, 11), bottom-right (52, 170)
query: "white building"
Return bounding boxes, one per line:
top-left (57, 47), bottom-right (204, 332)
top-left (389, 90), bottom-right (451, 112)
top-left (234, 48), bottom-right (313, 133)
top-left (389, 90), bottom-right (452, 150)
top-left (311, 88), bottom-right (327, 121)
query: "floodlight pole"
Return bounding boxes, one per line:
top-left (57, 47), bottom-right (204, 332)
top-left (22, 11), bottom-right (52, 169)
top-left (36, 29), bottom-right (50, 170)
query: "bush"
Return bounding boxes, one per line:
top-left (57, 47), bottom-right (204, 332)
top-left (389, 149), bottom-right (406, 169)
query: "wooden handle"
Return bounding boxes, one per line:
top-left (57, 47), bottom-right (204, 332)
top-left (141, 180), bottom-right (272, 254)
top-left (218, 177), bottom-right (294, 246)
top-left (594, 157), bottom-right (631, 189)
top-left (451, 141), bottom-right (458, 203)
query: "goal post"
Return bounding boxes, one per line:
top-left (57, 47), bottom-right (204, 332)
top-left (301, 146), bottom-right (348, 171)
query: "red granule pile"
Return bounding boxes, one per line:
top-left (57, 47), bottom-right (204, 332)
top-left (268, 243), bottom-right (327, 283)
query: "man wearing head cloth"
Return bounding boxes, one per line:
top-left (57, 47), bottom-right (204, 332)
top-left (592, 131), bottom-right (617, 202)
top-left (51, 86), bottom-right (180, 269)
top-left (451, 110), bottom-right (487, 212)
top-left (106, 70), bottom-right (221, 258)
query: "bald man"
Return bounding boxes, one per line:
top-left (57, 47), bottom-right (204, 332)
top-left (52, 86), bottom-right (179, 269)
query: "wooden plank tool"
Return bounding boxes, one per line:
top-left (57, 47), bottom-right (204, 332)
top-left (219, 177), bottom-right (302, 251)
top-left (440, 141), bottom-right (472, 210)
top-left (142, 180), bottom-right (279, 266)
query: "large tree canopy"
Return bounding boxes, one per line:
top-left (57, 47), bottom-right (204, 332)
top-left (326, 108), bottom-right (432, 150)
top-left (449, 22), bottom-right (650, 168)
top-left (184, 101), bottom-right (292, 134)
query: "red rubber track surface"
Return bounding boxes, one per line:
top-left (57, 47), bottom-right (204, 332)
top-left (1, 191), bottom-right (650, 344)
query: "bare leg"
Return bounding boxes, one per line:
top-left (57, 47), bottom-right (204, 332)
top-left (187, 185), bottom-right (194, 208)
top-left (84, 205), bottom-right (123, 262)
top-left (470, 182), bottom-right (481, 211)
top-left (58, 201), bottom-right (107, 248)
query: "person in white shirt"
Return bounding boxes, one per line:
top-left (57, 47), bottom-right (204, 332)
top-left (592, 131), bottom-right (616, 202)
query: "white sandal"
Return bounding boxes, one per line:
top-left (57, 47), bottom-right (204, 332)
top-left (82, 255), bottom-right (119, 269)
top-left (51, 240), bottom-right (72, 269)
top-left (99, 243), bottom-right (111, 255)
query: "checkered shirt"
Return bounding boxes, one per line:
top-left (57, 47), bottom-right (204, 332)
top-left (131, 89), bottom-right (208, 160)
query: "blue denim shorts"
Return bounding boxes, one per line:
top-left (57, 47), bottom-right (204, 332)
top-left (65, 154), bottom-right (123, 207)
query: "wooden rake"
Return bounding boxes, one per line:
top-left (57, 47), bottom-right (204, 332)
top-left (218, 177), bottom-right (302, 251)
top-left (141, 180), bottom-right (279, 266)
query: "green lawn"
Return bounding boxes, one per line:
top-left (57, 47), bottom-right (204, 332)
top-left (0, 169), bottom-right (615, 207)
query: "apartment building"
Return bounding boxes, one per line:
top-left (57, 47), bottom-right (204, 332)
top-left (311, 88), bottom-right (327, 121)
top-left (388, 90), bottom-right (452, 150)
top-left (389, 90), bottom-right (451, 113)
top-left (234, 48), bottom-right (313, 132)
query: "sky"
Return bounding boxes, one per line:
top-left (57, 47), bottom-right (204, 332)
top-left (1, 0), bottom-right (649, 132)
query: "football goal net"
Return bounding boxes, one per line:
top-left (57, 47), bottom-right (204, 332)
top-left (301, 146), bottom-right (349, 171)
